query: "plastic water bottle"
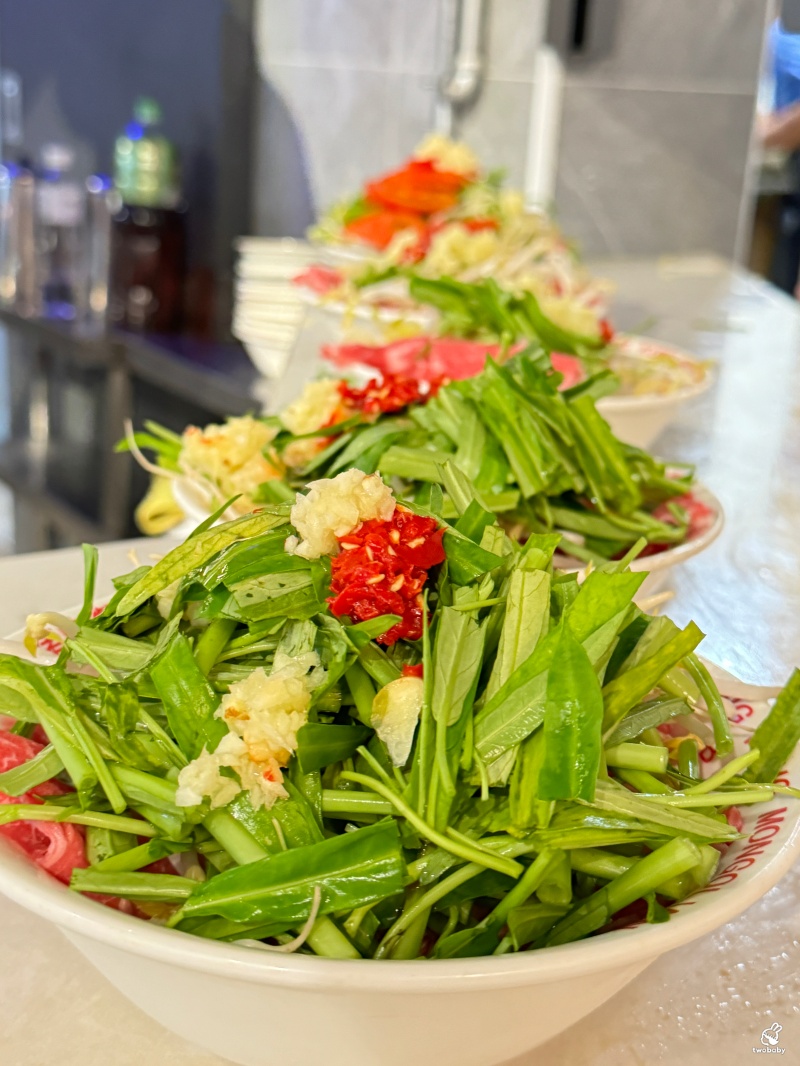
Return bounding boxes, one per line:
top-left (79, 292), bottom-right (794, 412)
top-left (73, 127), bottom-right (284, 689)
top-left (36, 143), bottom-right (85, 320)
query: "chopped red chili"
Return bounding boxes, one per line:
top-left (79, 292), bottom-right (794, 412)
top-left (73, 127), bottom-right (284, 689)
top-left (365, 160), bottom-right (468, 215)
top-left (600, 318), bottom-right (614, 345)
top-left (338, 374), bottom-right (443, 416)
top-left (343, 207), bottom-right (427, 251)
top-left (328, 507), bottom-right (446, 644)
top-left (402, 663), bottom-right (424, 678)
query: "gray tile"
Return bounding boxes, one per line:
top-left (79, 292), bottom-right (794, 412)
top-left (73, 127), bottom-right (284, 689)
top-left (485, 0), bottom-right (548, 82)
top-left (554, 86), bottom-right (757, 258)
top-left (386, 74), bottom-right (440, 161)
top-left (456, 78), bottom-right (534, 187)
top-left (256, 0), bottom-right (402, 71)
top-left (394, 0), bottom-right (446, 74)
top-left (562, 0), bottom-right (769, 93)
top-left (252, 74), bottom-right (316, 238)
top-left (253, 65), bottom-right (402, 232)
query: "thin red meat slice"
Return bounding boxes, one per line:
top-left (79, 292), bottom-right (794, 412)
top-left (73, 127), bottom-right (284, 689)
top-left (0, 730), bottom-right (43, 770)
top-left (0, 729), bottom-right (88, 884)
top-left (549, 352), bottom-right (585, 390)
top-left (292, 264), bottom-right (343, 294)
top-left (323, 336), bottom-right (507, 382)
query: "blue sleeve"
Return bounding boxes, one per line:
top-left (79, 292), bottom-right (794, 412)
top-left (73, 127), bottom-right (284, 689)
top-left (773, 19), bottom-right (800, 109)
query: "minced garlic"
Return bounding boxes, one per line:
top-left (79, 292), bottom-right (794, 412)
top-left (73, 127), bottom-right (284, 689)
top-left (289, 470), bottom-right (396, 560)
top-left (180, 417), bottom-right (280, 512)
top-left (424, 223), bottom-right (500, 276)
top-left (280, 379), bottom-right (343, 436)
top-left (175, 652), bottom-right (323, 811)
top-left (413, 133), bottom-right (479, 177)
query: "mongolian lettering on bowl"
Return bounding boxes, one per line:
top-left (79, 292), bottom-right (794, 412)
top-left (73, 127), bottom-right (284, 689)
top-left (692, 806), bottom-right (788, 894)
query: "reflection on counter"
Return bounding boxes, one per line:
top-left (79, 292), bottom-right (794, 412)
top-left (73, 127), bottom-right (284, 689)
top-left (593, 256), bottom-right (800, 687)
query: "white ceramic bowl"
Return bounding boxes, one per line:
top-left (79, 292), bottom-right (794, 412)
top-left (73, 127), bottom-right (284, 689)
top-left (172, 477), bottom-right (723, 606)
top-left (556, 481), bottom-right (724, 601)
top-left (170, 478), bottom-right (239, 529)
top-left (0, 665), bottom-right (796, 1066)
top-left (597, 336), bottom-right (713, 449)
top-left (288, 318), bottom-right (712, 456)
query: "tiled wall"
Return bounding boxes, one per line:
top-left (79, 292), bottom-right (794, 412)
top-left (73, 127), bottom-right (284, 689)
top-left (554, 0), bottom-right (770, 259)
top-left (252, 0), bottom-right (547, 235)
top-left (252, 0), bottom-right (768, 259)
top-left (253, 0), bottom-right (445, 236)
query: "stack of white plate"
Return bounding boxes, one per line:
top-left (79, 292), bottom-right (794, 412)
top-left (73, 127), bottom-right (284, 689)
top-left (232, 237), bottom-right (314, 378)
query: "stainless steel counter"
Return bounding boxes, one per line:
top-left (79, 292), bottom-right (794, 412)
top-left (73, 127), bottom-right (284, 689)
top-left (1, 257), bottom-right (800, 1066)
top-left (594, 256), bottom-right (800, 689)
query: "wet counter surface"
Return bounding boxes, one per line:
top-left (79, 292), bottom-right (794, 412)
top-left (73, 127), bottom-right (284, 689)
top-left (1, 258), bottom-right (800, 1065)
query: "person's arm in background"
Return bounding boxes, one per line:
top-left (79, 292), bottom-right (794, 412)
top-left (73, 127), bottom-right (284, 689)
top-left (759, 102), bottom-right (800, 151)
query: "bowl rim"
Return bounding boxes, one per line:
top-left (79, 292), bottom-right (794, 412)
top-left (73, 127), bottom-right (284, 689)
top-left (174, 480), bottom-right (725, 572)
top-left (629, 480), bottom-right (724, 572)
top-left (1, 741), bottom-right (798, 994)
top-left (557, 481), bottom-right (724, 576)
top-left (596, 334), bottom-right (713, 411)
top-left (0, 647), bottom-right (796, 996)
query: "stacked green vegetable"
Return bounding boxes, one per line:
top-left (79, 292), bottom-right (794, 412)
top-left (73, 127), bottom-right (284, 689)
top-left (273, 350), bottom-right (698, 565)
top-left (1, 487), bottom-right (798, 960)
top-left (406, 274), bottom-right (609, 356)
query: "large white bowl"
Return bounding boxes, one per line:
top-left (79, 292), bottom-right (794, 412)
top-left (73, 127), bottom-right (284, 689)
top-left (597, 335), bottom-right (713, 449)
top-left (291, 308), bottom-right (713, 455)
top-left (0, 665), bottom-right (796, 1066)
top-left (171, 478), bottom-right (724, 607)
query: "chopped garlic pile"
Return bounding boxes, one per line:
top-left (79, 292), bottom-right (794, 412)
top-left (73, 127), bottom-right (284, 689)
top-left (424, 223), bottom-right (500, 276)
top-left (280, 380), bottom-right (342, 436)
top-left (174, 732), bottom-right (269, 810)
top-left (175, 652), bottom-right (323, 811)
top-left (413, 133), bottom-right (479, 177)
top-left (180, 417), bottom-right (279, 512)
top-left (280, 379), bottom-right (346, 471)
top-left (289, 469), bottom-right (396, 560)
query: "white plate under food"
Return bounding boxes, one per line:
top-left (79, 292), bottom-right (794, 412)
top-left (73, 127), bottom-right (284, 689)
top-left (172, 474), bottom-right (723, 612)
top-left (0, 653), bottom-right (795, 1066)
top-left (597, 335), bottom-right (713, 449)
top-left (235, 236), bottom-right (314, 257)
top-left (310, 239), bottom-right (376, 268)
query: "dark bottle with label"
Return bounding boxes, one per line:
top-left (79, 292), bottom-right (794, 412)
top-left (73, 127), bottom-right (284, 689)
top-left (108, 98), bottom-right (186, 333)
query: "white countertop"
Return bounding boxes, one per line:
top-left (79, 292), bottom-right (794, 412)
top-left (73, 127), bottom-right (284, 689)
top-left (4, 257), bottom-right (800, 1065)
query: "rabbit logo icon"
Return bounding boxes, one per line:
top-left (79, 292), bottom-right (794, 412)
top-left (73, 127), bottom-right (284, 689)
top-left (755, 1022), bottom-right (784, 1054)
top-left (762, 1024), bottom-right (782, 1047)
